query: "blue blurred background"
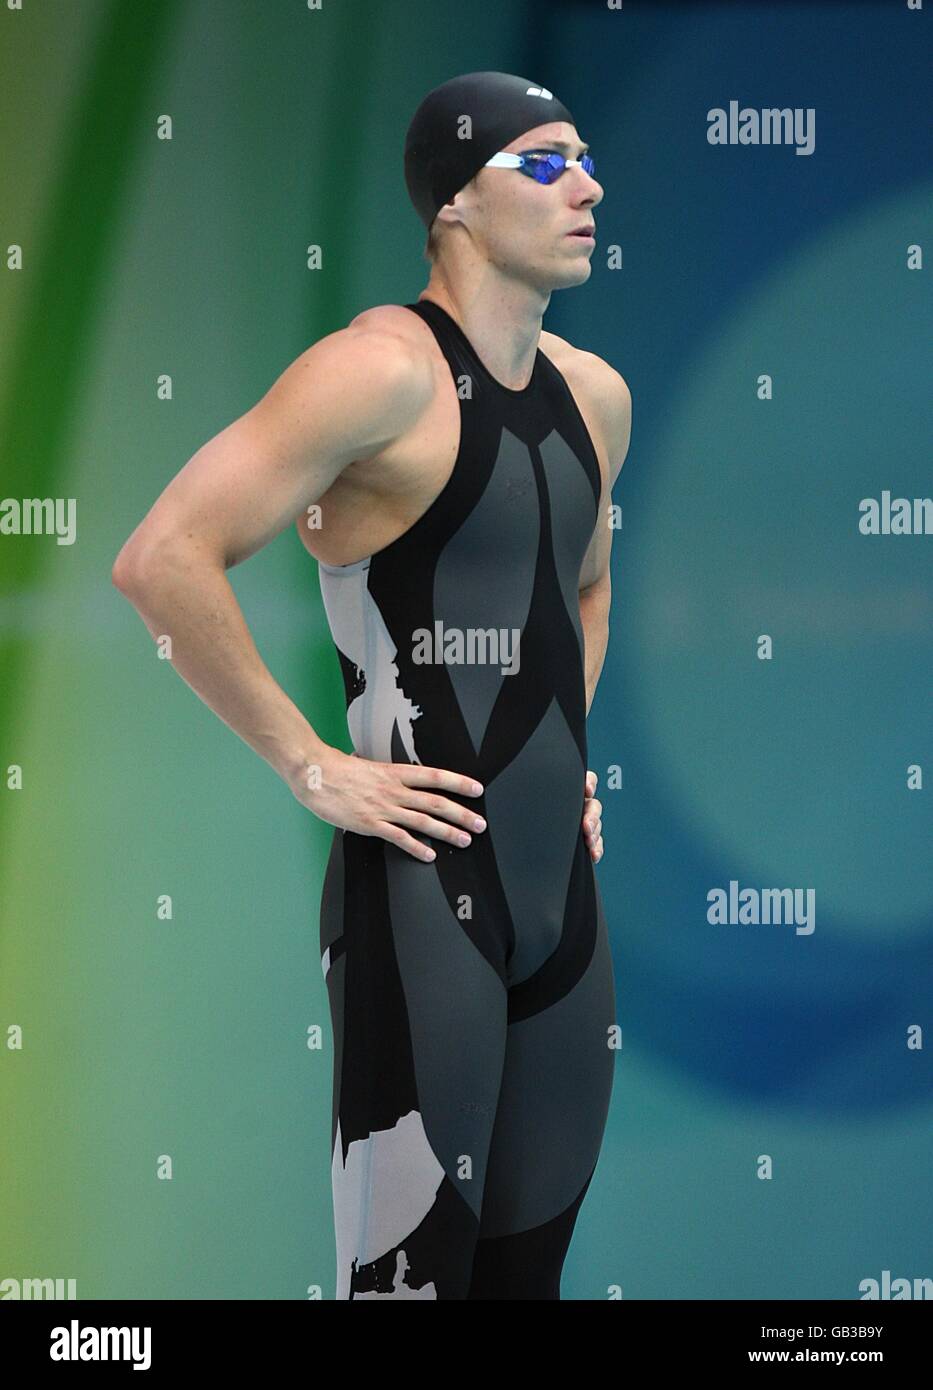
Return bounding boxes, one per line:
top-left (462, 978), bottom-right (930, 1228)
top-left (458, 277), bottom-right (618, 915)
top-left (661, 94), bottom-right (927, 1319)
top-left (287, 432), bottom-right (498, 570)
top-left (1, 0), bottom-right (930, 1299)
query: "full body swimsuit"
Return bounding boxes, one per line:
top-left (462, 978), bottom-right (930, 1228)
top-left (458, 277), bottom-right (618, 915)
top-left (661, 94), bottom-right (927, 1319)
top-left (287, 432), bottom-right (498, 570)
top-left (316, 296), bottom-right (617, 1298)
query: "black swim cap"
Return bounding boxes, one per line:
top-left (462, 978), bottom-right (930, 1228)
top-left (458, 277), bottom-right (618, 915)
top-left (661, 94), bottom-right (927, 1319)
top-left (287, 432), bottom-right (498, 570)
top-left (404, 71), bottom-right (577, 231)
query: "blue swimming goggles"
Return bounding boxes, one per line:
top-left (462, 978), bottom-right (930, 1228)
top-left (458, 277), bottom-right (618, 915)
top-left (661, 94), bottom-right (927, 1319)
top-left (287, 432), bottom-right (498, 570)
top-left (483, 149), bottom-right (597, 185)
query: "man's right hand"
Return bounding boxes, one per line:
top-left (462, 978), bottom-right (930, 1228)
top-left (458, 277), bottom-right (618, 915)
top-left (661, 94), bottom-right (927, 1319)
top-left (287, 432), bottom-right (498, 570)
top-left (291, 746), bottom-right (486, 862)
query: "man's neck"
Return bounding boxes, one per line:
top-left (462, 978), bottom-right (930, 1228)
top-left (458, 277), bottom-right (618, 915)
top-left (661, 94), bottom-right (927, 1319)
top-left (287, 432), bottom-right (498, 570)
top-left (417, 270), bottom-right (550, 393)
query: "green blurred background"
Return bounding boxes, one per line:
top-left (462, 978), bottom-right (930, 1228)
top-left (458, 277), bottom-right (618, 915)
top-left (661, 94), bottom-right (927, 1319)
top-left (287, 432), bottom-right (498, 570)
top-left (1, 0), bottom-right (930, 1299)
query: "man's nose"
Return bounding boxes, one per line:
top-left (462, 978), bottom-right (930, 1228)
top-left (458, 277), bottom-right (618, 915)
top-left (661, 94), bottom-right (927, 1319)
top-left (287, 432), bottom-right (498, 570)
top-left (571, 169), bottom-right (603, 207)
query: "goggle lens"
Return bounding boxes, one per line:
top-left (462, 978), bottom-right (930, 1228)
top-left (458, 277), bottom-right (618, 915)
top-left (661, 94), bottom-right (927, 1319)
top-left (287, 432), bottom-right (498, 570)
top-left (523, 151), bottom-right (596, 184)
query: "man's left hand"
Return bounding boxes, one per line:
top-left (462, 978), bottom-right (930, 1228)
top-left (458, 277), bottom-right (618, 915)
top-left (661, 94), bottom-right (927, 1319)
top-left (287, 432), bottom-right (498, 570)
top-left (583, 769), bottom-right (603, 864)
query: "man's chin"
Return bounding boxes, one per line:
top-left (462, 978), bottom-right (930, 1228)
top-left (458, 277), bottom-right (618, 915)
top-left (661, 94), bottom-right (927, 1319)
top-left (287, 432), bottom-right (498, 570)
top-left (548, 259), bottom-right (593, 290)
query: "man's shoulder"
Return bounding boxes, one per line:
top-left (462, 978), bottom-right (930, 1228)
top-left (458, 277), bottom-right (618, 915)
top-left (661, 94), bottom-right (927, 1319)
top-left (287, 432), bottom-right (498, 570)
top-left (311, 303), bottom-right (436, 412)
top-left (540, 330), bottom-right (629, 402)
top-left (540, 331), bottom-right (632, 467)
top-left (334, 302), bottom-right (437, 388)
top-left (345, 302), bottom-right (429, 350)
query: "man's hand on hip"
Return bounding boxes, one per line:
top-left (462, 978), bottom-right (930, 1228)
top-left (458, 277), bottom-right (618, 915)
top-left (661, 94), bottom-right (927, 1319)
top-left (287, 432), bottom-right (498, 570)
top-left (583, 769), bottom-right (603, 864)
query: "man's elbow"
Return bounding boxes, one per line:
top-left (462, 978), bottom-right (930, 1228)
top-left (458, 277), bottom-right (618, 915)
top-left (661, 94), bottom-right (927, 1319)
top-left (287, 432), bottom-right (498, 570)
top-left (111, 531), bottom-right (169, 598)
top-left (111, 544), bottom-right (140, 595)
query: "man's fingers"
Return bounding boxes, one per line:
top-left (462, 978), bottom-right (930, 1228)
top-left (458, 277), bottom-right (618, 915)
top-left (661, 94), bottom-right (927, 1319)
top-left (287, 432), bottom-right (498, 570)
top-left (393, 805), bottom-right (476, 848)
top-left (395, 763), bottom-right (484, 797)
top-left (583, 789), bottom-right (602, 840)
top-left (396, 787), bottom-right (487, 833)
top-left (375, 820), bottom-right (437, 862)
top-left (585, 828), bottom-right (604, 862)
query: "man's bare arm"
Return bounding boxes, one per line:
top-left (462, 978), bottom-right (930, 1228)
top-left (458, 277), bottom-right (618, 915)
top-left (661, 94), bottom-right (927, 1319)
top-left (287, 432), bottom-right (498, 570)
top-left (112, 325), bottom-right (429, 776)
top-left (577, 361), bottom-right (632, 867)
top-left (111, 322), bottom-right (487, 861)
top-left (578, 361), bottom-right (632, 715)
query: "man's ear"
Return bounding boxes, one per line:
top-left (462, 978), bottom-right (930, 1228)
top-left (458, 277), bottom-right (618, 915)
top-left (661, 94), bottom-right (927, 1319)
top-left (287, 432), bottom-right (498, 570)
top-left (433, 201), bottom-right (462, 234)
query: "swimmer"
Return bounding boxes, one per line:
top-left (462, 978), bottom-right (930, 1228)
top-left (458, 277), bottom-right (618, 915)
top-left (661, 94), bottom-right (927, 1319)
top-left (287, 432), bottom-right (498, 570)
top-left (112, 70), bottom-right (632, 1299)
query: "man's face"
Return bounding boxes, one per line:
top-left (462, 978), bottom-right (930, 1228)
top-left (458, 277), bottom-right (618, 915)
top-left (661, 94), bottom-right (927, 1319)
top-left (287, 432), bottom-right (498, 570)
top-left (453, 121), bottom-right (603, 290)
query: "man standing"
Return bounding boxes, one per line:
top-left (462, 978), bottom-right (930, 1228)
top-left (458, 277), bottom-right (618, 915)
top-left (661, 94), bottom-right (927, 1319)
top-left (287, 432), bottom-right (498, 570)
top-left (113, 70), bottom-right (631, 1299)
